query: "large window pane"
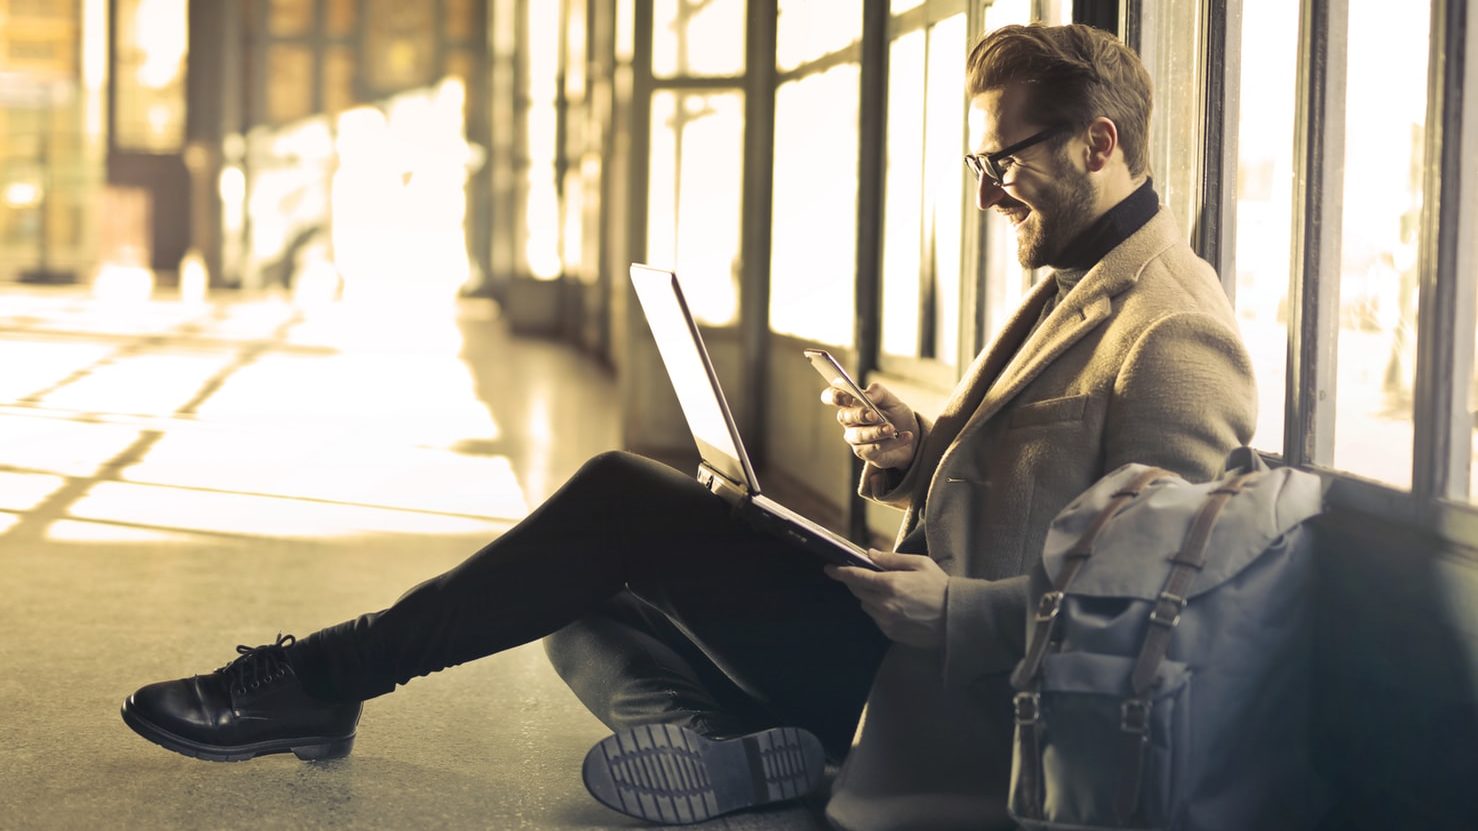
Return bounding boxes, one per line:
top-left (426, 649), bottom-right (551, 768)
top-left (923, 14), bottom-right (966, 366)
top-left (1, 0), bottom-right (101, 282)
top-left (1233, 0), bottom-right (1298, 454)
top-left (1330, 0), bottom-right (1429, 487)
top-left (324, 47), bottom-right (357, 114)
top-left (982, 207), bottom-right (1032, 337)
top-left (981, 0), bottom-right (1035, 339)
top-left (881, 30), bottom-right (926, 358)
top-left (268, 0), bottom-right (314, 36)
top-left (984, 0), bottom-right (1032, 31)
top-left (115, 0), bottom-right (187, 150)
top-left (652, 0), bottom-right (745, 78)
top-left (522, 0), bottom-right (561, 279)
top-left (1142, 0), bottom-right (1206, 243)
top-left (880, 14), bottom-right (967, 366)
top-left (776, 0), bottom-right (862, 73)
top-left (647, 91), bottom-right (745, 326)
top-left (325, 0), bottom-right (356, 37)
top-left (770, 64), bottom-right (861, 347)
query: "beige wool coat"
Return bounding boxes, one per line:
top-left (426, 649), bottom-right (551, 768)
top-left (825, 209), bottom-right (1257, 830)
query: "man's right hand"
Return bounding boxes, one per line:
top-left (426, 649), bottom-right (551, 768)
top-left (821, 381), bottom-right (919, 470)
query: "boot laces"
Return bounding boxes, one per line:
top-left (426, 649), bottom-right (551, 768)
top-left (219, 633), bottom-right (295, 694)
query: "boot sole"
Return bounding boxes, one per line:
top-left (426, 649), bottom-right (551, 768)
top-left (582, 724), bottom-right (825, 825)
top-left (121, 701), bottom-right (355, 762)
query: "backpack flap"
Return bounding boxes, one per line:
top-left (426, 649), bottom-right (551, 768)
top-left (1039, 464), bottom-right (1323, 604)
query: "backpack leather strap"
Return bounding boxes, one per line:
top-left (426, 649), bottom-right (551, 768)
top-left (1114, 471), bottom-right (1261, 824)
top-left (1010, 466), bottom-right (1169, 819)
top-left (1010, 465), bottom-right (1172, 690)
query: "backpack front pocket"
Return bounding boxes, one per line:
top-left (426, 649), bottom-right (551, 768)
top-left (1011, 652), bottom-right (1192, 831)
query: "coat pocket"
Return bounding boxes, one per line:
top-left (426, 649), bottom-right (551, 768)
top-left (1009, 393), bottom-right (1089, 429)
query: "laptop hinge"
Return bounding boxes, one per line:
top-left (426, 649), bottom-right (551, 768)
top-left (697, 463), bottom-right (748, 504)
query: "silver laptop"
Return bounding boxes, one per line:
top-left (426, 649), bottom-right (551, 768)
top-left (629, 264), bottom-right (880, 571)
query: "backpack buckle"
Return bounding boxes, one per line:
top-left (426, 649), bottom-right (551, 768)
top-left (1035, 591), bottom-right (1063, 622)
top-left (1120, 698), bottom-right (1152, 733)
top-left (1149, 591), bottom-right (1187, 627)
top-left (1014, 692), bottom-right (1041, 725)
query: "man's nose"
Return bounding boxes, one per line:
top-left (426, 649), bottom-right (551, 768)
top-left (976, 175), bottom-right (1006, 211)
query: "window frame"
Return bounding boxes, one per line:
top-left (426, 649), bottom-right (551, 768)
top-left (1172, 0), bottom-right (1478, 546)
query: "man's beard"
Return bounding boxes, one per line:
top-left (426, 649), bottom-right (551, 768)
top-left (1015, 167), bottom-right (1097, 269)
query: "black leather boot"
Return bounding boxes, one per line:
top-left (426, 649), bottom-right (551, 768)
top-left (121, 634), bottom-right (362, 762)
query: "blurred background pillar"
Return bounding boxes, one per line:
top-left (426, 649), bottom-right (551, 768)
top-left (183, 0), bottom-right (239, 290)
top-left (106, 0), bottom-right (191, 286)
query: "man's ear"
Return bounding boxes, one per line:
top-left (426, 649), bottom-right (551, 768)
top-left (1084, 117), bottom-right (1119, 173)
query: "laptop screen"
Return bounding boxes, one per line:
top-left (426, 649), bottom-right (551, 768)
top-left (629, 265), bottom-right (756, 490)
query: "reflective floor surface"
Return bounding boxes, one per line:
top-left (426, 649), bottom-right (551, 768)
top-left (0, 284), bottom-right (827, 830)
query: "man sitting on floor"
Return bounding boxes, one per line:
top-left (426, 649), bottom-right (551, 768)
top-left (122, 23), bottom-right (1254, 830)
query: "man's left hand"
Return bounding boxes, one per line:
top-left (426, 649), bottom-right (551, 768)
top-left (825, 551), bottom-right (948, 649)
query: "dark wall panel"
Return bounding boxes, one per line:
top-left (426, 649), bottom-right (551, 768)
top-left (1313, 512), bottom-right (1478, 830)
top-left (106, 153), bottom-right (191, 277)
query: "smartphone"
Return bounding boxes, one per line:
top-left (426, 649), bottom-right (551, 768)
top-left (803, 348), bottom-right (897, 437)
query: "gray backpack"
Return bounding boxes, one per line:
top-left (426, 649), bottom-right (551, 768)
top-left (1007, 450), bottom-right (1325, 830)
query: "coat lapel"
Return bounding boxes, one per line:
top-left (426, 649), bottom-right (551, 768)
top-left (928, 209), bottom-right (1182, 477)
top-left (903, 276), bottom-right (1057, 490)
top-left (966, 276), bottom-right (1118, 428)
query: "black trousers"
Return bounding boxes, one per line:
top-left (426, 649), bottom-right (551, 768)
top-left (291, 451), bottom-right (890, 757)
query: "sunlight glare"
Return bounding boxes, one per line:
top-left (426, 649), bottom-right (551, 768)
top-left (769, 64), bottom-right (861, 347)
top-left (0, 417), bottom-right (142, 479)
top-left (179, 248), bottom-right (210, 304)
top-left (41, 351), bottom-right (236, 417)
top-left (0, 471), bottom-right (69, 513)
top-left (69, 480), bottom-right (517, 540)
top-left (43, 518), bottom-right (207, 545)
top-left (120, 427), bottom-right (526, 520)
top-left (92, 263), bottom-right (156, 304)
top-left (331, 82), bottom-right (476, 302)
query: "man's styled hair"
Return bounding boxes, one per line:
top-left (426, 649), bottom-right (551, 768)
top-left (966, 23), bottom-right (1153, 177)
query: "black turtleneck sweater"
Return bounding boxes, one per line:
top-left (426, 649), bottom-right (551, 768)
top-left (1033, 178), bottom-right (1159, 328)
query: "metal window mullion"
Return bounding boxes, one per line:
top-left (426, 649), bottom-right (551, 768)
top-left (1412, 0), bottom-right (1475, 502)
top-left (650, 75), bottom-right (747, 89)
top-left (251, 0), bottom-right (269, 127)
top-left (513, 0), bottom-right (535, 278)
top-left (738, 0), bottom-right (777, 463)
top-left (1197, 0), bottom-right (1240, 302)
top-left (626, 0), bottom-right (653, 269)
top-left (849, 0), bottom-right (889, 543)
top-left (434, 0), bottom-right (448, 77)
top-left (915, 16), bottom-right (936, 361)
top-left (963, 0), bottom-right (988, 364)
top-left (1120, 0), bottom-right (1142, 52)
top-left (311, 0), bottom-right (326, 114)
top-left (553, 0), bottom-right (571, 271)
top-left (1284, 0), bottom-right (1345, 468)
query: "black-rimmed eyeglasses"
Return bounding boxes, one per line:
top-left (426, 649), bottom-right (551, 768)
top-left (964, 124), bottom-right (1072, 186)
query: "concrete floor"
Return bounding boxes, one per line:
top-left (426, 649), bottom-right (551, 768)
top-left (0, 285), bottom-right (827, 830)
